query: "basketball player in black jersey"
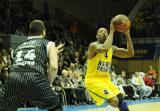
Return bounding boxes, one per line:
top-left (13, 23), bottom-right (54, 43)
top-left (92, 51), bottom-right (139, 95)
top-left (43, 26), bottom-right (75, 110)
top-left (0, 20), bottom-right (64, 111)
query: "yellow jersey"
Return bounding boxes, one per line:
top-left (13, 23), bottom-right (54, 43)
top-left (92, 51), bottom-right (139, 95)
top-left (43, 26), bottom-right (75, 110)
top-left (85, 47), bottom-right (112, 79)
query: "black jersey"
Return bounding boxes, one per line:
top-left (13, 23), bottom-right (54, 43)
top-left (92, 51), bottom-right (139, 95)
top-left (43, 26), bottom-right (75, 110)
top-left (10, 37), bottom-right (51, 75)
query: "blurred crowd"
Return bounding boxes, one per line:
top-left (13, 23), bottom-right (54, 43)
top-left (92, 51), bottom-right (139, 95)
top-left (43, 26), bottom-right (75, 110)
top-left (131, 0), bottom-right (160, 37)
top-left (0, 0), bottom-right (159, 37)
top-left (0, 49), bottom-right (12, 84)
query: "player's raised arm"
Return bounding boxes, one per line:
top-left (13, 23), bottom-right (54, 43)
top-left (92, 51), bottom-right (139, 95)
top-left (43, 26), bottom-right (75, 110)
top-left (112, 29), bottom-right (134, 58)
top-left (87, 19), bottom-right (115, 59)
top-left (95, 19), bottom-right (115, 52)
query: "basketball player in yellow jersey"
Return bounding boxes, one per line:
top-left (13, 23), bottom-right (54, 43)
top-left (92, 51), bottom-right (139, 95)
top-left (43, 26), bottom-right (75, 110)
top-left (85, 18), bottom-right (134, 111)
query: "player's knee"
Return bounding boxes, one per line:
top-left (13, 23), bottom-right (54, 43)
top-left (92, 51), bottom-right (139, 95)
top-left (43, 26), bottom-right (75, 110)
top-left (108, 97), bottom-right (119, 107)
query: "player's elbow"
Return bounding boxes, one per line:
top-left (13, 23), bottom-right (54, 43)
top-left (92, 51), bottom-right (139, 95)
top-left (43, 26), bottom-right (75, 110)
top-left (130, 50), bottom-right (135, 57)
top-left (127, 50), bottom-right (134, 57)
top-left (129, 51), bottom-right (134, 57)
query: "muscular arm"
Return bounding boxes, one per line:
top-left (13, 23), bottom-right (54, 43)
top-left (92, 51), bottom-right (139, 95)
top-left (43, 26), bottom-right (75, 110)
top-left (87, 31), bottom-right (114, 60)
top-left (96, 30), bottom-right (114, 53)
top-left (48, 42), bottom-right (58, 85)
top-left (112, 30), bottom-right (134, 58)
top-left (95, 19), bottom-right (115, 54)
top-left (88, 19), bottom-right (115, 59)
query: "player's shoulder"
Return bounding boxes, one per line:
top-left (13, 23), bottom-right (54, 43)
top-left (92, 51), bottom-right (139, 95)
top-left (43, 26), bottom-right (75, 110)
top-left (112, 45), bottom-right (118, 52)
top-left (89, 42), bottom-right (98, 47)
top-left (39, 38), bottom-right (50, 44)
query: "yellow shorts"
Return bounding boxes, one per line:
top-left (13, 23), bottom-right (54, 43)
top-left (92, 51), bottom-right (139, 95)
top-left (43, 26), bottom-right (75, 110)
top-left (85, 77), bottom-right (121, 105)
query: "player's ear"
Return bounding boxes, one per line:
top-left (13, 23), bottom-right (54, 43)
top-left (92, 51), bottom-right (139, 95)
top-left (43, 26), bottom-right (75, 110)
top-left (96, 34), bottom-right (98, 39)
top-left (42, 30), bottom-right (46, 37)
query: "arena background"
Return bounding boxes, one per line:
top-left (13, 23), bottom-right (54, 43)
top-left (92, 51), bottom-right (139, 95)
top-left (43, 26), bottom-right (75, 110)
top-left (0, 0), bottom-right (159, 111)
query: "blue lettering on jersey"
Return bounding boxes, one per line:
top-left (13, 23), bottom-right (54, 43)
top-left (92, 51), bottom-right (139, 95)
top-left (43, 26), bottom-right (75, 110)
top-left (97, 61), bottom-right (111, 72)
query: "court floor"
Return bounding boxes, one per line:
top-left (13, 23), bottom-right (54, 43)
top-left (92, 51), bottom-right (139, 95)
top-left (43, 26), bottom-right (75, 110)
top-left (63, 98), bottom-right (160, 111)
top-left (129, 102), bottom-right (160, 111)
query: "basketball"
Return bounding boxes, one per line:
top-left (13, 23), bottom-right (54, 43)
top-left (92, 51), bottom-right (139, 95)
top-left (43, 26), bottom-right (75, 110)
top-left (113, 14), bottom-right (131, 32)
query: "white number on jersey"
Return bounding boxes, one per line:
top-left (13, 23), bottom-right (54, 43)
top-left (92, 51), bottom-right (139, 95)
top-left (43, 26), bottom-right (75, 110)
top-left (15, 49), bottom-right (36, 66)
top-left (24, 49), bottom-right (36, 60)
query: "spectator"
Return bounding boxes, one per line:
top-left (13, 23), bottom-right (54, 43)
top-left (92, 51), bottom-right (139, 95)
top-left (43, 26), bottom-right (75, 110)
top-left (60, 69), bottom-right (77, 105)
top-left (143, 73), bottom-right (154, 88)
top-left (148, 65), bottom-right (157, 79)
top-left (131, 72), bottom-right (152, 98)
top-left (117, 71), bottom-right (139, 99)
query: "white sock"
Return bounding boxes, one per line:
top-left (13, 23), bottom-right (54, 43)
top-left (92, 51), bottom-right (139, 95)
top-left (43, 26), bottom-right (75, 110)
top-left (106, 105), bottom-right (116, 111)
top-left (106, 105), bottom-right (120, 111)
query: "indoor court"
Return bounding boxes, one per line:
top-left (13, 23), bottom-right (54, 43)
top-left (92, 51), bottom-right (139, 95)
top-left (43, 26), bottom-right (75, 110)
top-left (129, 102), bottom-right (160, 111)
top-left (63, 98), bottom-right (160, 111)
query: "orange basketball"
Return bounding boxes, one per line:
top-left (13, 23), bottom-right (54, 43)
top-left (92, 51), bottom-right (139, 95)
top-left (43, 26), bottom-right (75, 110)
top-left (113, 14), bottom-right (131, 32)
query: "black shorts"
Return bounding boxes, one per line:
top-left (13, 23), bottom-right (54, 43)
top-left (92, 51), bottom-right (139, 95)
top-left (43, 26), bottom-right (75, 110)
top-left (0, 72), bottom-right (60, 111)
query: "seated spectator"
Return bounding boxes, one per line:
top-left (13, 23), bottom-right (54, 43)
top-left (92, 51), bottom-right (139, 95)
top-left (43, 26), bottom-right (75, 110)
top-left (131, 72), bottom-right (152, 98)
top-left (148, 65), bottom-right (157, 79)
top-left (72, 71), bottom-right (80, 87)
top-left (72, 71), bottom-right (87, 105)
top-left (117, 71), bottom-right (139, 99)
top-left (110, 71), bottom-right (118, 85)
top-left (60, 69), bottom-right (73, 88)
top-left (143, 73), bottom-right (154, 88)
top-left (0, 49), bottom-right (10, 84)
top-left (143, 73), bottom-right (159, 97)
top-left (60, 69), bottom-right (77, 105)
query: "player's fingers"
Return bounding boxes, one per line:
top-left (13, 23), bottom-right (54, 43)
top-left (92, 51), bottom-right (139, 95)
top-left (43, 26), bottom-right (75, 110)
top-left (57, 43), bottom-right (64, 50)
top-left (57, 48), bottom-right (64, 54)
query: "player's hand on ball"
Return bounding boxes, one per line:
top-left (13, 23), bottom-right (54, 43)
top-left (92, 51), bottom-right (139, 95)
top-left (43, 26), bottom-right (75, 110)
top-left (122, 29), bottom-right (130, 36)
top-left (113, 14), bottom-right (131, 32)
